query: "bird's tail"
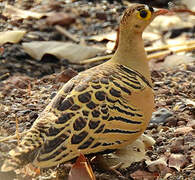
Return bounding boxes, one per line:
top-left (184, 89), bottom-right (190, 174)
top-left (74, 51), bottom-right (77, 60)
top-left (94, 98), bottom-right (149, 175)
top-left (1, 128), bottom-right (44, 172)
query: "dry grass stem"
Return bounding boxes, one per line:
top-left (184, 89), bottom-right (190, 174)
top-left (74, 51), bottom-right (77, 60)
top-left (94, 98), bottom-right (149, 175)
top-left (79, 41), bottom-right (195, 64)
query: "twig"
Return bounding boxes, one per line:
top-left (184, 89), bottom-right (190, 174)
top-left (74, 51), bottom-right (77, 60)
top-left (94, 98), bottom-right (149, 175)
top-left (55, 25), bottom-right (79, 43)
top-left (15, 116), bottom-right (20, 145)
top-left (146, 40), bottom-right (195, 52)
top-left (28, 82), bottom-right (31, 97)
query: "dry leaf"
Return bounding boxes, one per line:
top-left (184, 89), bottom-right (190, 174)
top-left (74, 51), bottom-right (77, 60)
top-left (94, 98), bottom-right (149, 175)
top-left (146, 15), bottom-right (194, 32)
top-left (168, 154), bottom-right (188, 171)
top-left (146, 157), bottom-right (173, 178)
top-left (143, 32), bottom-right (161, 41)
top-left (130, 170), bottom-right (158, 180)
top-left (146, 157), bottom-right (167, 172)
top-left (68, 153), bottom-right (95, 180)
top-left (3, 4), bottom-right (46, 20)
top-left (181, 0), bottom-right (195, 11)
top-left (22, 41), bottom-right (104, 63)
top-left (0, 31), bottom-right (26, 45)
top-left (89, 31), bottom-right (117, 42)
top-left (163, 55), bottom-right (195, 69)
top-left (104, 134), bottom-right (155, 169)
top-left (90, 31), bottom-right (160, 44)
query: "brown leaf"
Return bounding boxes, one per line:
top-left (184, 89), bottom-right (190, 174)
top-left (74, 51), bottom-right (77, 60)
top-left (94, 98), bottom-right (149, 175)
top-left (130, 170), bottom-right (158, 180)
top-left (168, 154), bottom-right (189, 171)
top-left (68, 153), bottom-right (96, 180)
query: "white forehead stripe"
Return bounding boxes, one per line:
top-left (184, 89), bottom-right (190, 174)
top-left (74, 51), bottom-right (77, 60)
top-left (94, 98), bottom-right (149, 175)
top-left (145, 5), bottom-right (149, 10)
top-left (153, 7), bottom-right (159, 12)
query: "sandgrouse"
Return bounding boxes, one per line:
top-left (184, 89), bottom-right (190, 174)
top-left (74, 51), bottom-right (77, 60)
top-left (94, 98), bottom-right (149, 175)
top-left (1, 4), bottom-right (168, 171)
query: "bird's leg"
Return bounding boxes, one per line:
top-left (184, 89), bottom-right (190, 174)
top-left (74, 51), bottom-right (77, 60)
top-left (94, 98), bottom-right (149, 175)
top-left (91, 155), bottom-right (124, 177)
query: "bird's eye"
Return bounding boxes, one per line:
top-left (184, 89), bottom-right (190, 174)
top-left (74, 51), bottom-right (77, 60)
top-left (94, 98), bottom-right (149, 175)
top-left (137, 9), bottom-right (151, 20)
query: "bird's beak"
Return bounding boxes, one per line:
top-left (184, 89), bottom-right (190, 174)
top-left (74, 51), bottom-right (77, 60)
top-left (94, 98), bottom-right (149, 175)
top-left (154, 8), bottom-right (169, 16)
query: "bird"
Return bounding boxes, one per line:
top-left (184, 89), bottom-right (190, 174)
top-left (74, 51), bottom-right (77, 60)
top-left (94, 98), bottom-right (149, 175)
top-left (1, 4), bottom-right (168, 171)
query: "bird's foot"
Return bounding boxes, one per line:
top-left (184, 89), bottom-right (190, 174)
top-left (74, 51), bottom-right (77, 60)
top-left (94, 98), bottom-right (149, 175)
top-left (91, 155), bottom-right (125, 178)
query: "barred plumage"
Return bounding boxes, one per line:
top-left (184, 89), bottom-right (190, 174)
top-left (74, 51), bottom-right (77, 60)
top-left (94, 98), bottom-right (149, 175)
top-left (1, 4), bottom-right (169, 172)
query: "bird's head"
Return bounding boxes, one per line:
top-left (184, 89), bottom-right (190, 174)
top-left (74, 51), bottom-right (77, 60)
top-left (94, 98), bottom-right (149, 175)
top-left (120, 4), bottom-right (169, 33)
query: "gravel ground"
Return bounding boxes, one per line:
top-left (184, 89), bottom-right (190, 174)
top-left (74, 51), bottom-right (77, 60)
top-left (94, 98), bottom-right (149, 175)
top-left (0, 0), bottom-right (194, 179)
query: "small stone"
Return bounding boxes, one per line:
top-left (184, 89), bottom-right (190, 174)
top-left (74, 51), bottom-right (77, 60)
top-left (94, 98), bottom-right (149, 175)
top-left (0, 143), bottom-right (9, 152)
top-left (50, 92), bottom-right (57, 99)
top-left (175, 127), bottom-right (193, 136)
top-left (177, 121), bottom-right (186, 126)
top-left (26, 104), bottom-right (36, 109)
top-left (96, 12), bottom-right (107, 20)
top-left (166, 99), bottom-right (174, 105)
top-left (156, 137), bottom-right (164, 146)
top-left (166, 116), bottom-right (177, 127)
top-left (46, 12), bottom-right (76, 26)
top-left (150, 108), bottom-right (173, 124)
top-left (17, 109), bottom-right (31, 116)
top-left (29, 111), bottom-right (38, 120)
top-left (187, 120), bottom-right (195, 129)
top-left (56, 68), bottom-right (77, 83)
top-left (157, 147), bottom-right (166, 154)
top-left (170, 138), bottom-right (184, 153)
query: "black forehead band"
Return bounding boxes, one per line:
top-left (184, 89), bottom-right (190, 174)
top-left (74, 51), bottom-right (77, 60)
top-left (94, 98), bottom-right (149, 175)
top-left (149, 6), bottom-right (154, 12)
top-left (136, 5), bottom-right (154, 13)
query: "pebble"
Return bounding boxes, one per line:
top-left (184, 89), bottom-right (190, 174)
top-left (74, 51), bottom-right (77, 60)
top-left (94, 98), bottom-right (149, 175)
top-left (150, 108), bottom-right (173, 124)
top-left (50, 92), bottom-right (57, 99)
top-left (46, 12), bottom-right (76, 26)
top-left (155, 137), bottom-right (165, 146)
top-left (175, 127), bottom-right (193, 136)
top-left (177, 121), bottom-right (186, 126)
top-left (29, 111), bottom-right (38, 120)
top-left (16, 109), bottom-right (31, 116)
top-left (157, 147), bottom-right (166, 154)
top-left (170, 138), bottom-right (184, 153)
top-left (165, 116), bottom-right (177, 127)
top-left (96, 12), bottom-right (108, 20)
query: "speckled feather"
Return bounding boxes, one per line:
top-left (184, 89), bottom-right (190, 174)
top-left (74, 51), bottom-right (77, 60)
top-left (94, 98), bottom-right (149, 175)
top-left (2, 62), bottom-right (153, 169)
